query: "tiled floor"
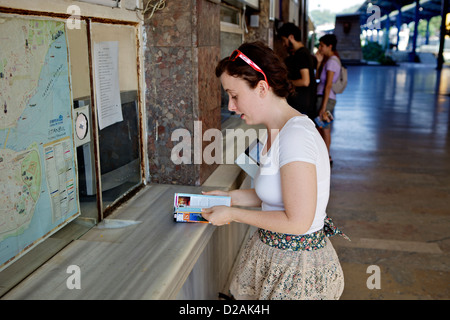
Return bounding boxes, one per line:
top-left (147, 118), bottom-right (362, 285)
top-left (327, 63), bottom-right (450, 300)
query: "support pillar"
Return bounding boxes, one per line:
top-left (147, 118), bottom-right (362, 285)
top-left (396, 5), bottom-right (402, 50)
top-left (437, 0), bottom-right (449, 70)
top-left (409, 0), bottom-right (420, 62)
top-left (384, 13), bottom-right (391, 50)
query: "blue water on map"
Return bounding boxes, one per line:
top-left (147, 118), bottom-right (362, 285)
top-left (0, 24), bottom-right (78, 267)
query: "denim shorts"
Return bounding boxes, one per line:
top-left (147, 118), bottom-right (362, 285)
top-left (316, 95), bottom-right (336, 113)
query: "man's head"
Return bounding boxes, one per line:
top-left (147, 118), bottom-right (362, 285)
top-left (277, 23), bottom-right (302, 53)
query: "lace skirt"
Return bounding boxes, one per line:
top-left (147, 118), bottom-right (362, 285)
top-left (229, 230), bottom-right (345, 300)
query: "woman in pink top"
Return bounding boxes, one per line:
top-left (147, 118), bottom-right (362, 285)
top-left (315, 34), bottom-right (341, 166)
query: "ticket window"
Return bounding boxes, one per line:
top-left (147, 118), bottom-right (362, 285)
top-left (0, 6), bottom-right (144, 296)
top-left (67, 21), bottom-right (97, 222)
top-left (72, 22), bottom-right (144, 220)
top-left (220, 4), bottom-right (244, 123)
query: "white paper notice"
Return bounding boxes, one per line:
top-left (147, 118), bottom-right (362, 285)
top-left (94, 41), bottom-right (123, 130)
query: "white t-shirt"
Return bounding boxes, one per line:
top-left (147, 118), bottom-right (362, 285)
top-left (254, 116), bottom-right (330, 235)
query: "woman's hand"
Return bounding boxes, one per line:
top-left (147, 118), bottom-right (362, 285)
top-left (321, 110), bottom-right (331, 122)
top-left (202, 189), bottom-right (261, 207)
top-left (201, 206), bottom-right (235, 226)
top-left (202, 190), bottom-right (230, 197)
top-left (318, 107), bottom-right (327, 120)
top-left (202, 190), bottom-right (233, 206)
top-left (315, 52), bottom-right (324, 67)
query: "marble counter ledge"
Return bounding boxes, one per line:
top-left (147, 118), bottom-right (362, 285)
top-left (2, 184), bottom-right (224, 300)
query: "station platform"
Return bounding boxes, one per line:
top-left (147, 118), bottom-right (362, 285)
top-left (328, 63), bottom-right (450, 299)
top-left (2, 63), bottom-right (449, 300)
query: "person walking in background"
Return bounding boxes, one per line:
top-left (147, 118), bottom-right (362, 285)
top-left (315, 34), bottom-right (341, 166)
top-left (201, 41), bottom-right (347, 300)
top-left (277, 23), bottom-right (317, 120)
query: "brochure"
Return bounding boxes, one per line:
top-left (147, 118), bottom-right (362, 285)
top-left (173, 193), bottom-right (231, 223)
top-left (314, 111), bottom-right (334, 128)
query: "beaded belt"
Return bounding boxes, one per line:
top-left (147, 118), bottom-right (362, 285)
top-left (258, 216), bottom-right (350, 252)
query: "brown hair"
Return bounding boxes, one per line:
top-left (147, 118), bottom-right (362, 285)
top-left (215, 41), bottom-right (293, 98)
top-left (317, 34), bottom-right (340, 76)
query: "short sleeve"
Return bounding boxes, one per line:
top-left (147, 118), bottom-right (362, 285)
top-left (285, 49), bottom-right (313, 81)
top-left (278, 120), bottom-right (318, 167)
top-left (295, 49), bottom-right (310, 70)
top-left (326, 58), bottom-right (341, 80)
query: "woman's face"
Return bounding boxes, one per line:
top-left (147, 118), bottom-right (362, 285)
top-left (220, 72), bottom-right (262, 125)
top-left (318, 41), bottom-right (333, 56)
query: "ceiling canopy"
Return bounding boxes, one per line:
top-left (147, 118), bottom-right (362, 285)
top-left (355, 0), bottom-right (444, 27)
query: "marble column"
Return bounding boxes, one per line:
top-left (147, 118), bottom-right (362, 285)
top-left (144, 0), bottom-right (221, 185)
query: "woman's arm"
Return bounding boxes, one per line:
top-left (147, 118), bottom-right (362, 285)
top-left (315, 52), bottom-right (323, 77)
top-left (202, 188), bottom-right (261, 207)
top-left (202, 161), bottom-right (317, 235)
top-left (319, 70), bottom-right (335, 121)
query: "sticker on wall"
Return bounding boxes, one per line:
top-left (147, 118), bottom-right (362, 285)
top-left (73, 105), bottom-right (91, 147)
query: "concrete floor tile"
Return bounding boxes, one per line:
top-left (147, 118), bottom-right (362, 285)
top-left (329, 64), bottom-right (450, 300)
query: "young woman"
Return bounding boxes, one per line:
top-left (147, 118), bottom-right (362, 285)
top-left (201, 41), bottom-right (347, 300)
top-left (315, 34), bottom-right (341, 166)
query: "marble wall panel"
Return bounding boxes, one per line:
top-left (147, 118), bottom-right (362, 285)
top-left (198, 45), bottom-right (221, 183)
top-left (145, 45), bottom-right (198, 185)
top-left (245, 0), bottom-right (272, 44)
top-left (144, 0), bottom-right (221, 186)
top-left (146, 10), bottom-right (193, 47)
top-left (196, 0), bottom-right (220, 47)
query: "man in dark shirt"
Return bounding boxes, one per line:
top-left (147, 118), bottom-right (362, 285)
top-left (278, 23), bottom-right (317, 120)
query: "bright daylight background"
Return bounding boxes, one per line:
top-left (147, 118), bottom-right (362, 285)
top-left (309, 0), bottom-right (365, 12)
top-left (308, 0), bottom-right (366, 31)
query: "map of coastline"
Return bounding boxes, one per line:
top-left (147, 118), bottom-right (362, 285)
top-left (0, 16), bottom-right (79, 269)
top-left (0, 144), bottom-right (41, 240)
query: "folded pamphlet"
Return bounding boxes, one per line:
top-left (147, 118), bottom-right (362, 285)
top-left (173, 193), bottom-right (231, 223)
